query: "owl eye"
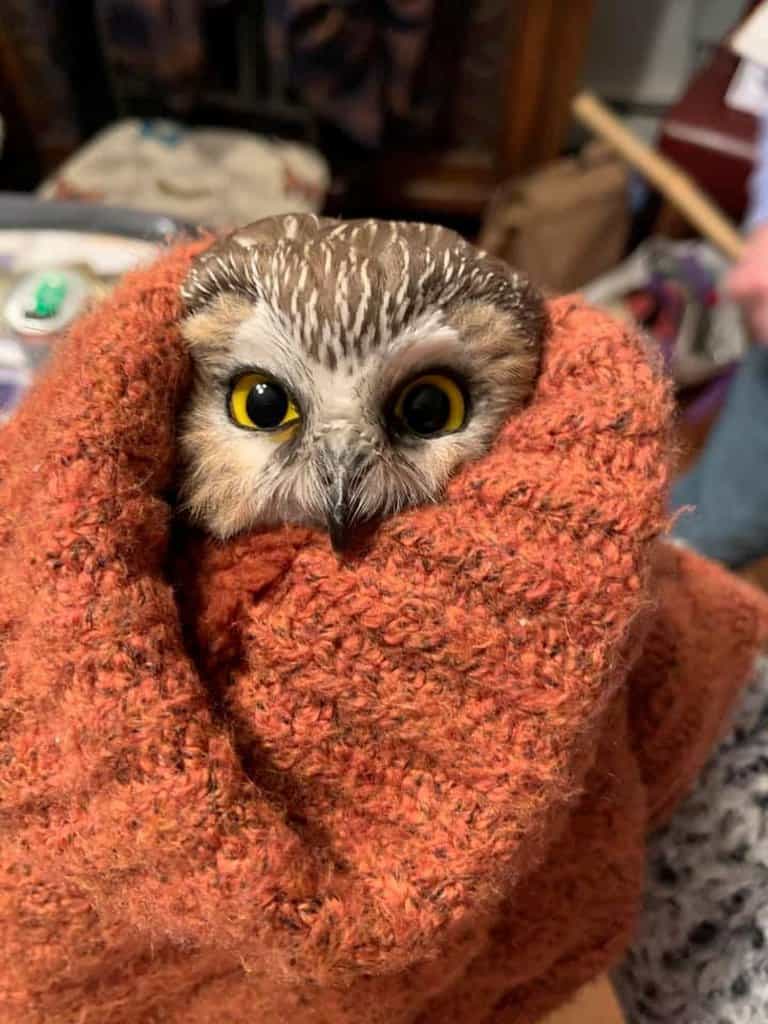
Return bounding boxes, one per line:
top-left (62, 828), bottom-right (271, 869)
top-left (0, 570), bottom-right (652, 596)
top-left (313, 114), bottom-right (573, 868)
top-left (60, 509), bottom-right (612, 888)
top-left (393, 373), bottom-right (467, 438)
top-left (229, 372), bottom-right (300, 432)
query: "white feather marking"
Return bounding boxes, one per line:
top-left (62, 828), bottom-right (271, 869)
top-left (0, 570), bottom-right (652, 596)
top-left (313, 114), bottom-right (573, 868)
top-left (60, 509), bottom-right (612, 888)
top-left (378, 289), bottom-right (391, 343)
top-left (296, 262), bottom-right (308, 294)
top-left (394, 241), bottom-right (410, 311)
top-left (351, 258), bottom-right (371, 346)
top-left (338, 262), bottom-right (351, 332)
top-left (416, 253), bottom-right (434, 292)
top-left (290, 263), bottom-right (307, 320)
top-left (304, 287), bottom-right (319, 346)
top-left (321, 318), bottom-right (333, 349)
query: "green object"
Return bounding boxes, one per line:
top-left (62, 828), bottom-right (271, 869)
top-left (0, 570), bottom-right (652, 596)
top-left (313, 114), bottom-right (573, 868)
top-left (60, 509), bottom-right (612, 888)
top-left (30, 273), bottom-right (68, 319)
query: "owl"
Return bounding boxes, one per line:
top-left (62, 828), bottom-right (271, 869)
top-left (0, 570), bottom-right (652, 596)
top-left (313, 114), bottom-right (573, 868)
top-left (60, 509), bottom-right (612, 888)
top-left (179, 214), bottom-right (548, 550)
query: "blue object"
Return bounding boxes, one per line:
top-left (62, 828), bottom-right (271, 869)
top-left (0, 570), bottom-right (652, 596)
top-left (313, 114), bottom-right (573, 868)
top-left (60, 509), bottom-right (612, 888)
top-left (669, 108), bottom-right (768, 567)
top-left (138, 120), bottom-right (184, 147)
top-left (671, 344), bottom-right (768, 567)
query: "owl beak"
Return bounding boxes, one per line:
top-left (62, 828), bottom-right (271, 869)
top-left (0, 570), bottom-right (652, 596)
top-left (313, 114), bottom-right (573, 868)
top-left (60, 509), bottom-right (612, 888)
top-left (327, 503), bottom-right (352, 554)
top-left (321, 444), bottom-right (365, 554)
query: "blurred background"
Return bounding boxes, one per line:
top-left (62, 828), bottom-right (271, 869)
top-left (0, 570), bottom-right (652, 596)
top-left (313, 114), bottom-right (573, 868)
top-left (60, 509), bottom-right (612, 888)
top-left (0, 1), bottom-right (748, 222)
top-left (0, 0), bottom-right (766, 577)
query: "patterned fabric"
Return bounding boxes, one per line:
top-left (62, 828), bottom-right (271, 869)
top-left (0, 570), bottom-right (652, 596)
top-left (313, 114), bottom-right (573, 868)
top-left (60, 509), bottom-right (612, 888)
top-left (266, 0), bottom-right (434, 146)
top-left (39, 119), bottom-right (330, 229)
top-left (618, 654), bottom-right (768, 1023)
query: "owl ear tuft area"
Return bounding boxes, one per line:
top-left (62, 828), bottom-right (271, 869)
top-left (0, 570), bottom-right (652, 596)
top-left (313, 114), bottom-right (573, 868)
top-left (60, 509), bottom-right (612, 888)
top-left (180, 238), bottom-right (260, 316)
top-left (463, 251), bottom-right (550, 354)
top-left (180, 292), bottom-right (255, 355)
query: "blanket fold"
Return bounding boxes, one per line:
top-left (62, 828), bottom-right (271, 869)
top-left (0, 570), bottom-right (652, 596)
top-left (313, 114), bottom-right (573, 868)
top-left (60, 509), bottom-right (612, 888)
top-left (1, 241), bottom-right (767, 1024)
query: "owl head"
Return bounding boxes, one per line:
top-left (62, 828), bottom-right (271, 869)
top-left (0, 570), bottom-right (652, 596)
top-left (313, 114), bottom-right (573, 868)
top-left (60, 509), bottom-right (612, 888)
top-left (178, 214), bottom-right (548, 549)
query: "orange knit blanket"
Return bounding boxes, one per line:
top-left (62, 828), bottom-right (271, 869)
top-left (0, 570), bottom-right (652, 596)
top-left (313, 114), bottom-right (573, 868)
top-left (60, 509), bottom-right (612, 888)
top-left (1, 242), bottom-right (766, 1024)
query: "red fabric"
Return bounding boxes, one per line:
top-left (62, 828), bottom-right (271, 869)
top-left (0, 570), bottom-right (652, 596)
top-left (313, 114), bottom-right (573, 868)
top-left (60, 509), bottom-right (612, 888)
top-left (658, 3), bottom-right (762, 222)
top-left (0, 241), bottom-right (766, 1023)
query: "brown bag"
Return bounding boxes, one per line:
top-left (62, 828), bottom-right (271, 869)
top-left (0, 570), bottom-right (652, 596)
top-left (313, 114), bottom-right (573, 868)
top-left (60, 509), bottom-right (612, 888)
top-left (479, 141), bottom-right (630, 294)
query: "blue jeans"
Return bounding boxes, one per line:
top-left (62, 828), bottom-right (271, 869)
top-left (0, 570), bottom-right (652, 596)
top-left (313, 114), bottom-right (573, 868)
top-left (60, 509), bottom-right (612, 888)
top-left (672, 345), bottom-right (768, 568)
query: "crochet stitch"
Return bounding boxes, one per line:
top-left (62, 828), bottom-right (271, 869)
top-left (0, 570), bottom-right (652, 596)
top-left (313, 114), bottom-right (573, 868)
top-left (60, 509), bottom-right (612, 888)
top-left (0, 241), bottom-right (766, 1024)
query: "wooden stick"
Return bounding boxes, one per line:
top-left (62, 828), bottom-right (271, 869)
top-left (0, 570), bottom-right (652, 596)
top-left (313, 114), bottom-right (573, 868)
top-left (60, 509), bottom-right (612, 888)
top-left (572, 90), bottom-right (745, 262)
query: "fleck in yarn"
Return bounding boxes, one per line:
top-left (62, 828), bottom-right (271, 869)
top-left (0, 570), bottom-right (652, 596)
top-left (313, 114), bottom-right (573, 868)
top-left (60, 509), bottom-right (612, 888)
top-left (0, 241), bottom-right (766, 1024)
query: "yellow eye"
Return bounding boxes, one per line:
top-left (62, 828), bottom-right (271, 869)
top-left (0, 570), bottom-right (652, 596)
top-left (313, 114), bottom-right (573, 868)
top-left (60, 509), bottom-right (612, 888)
top-left (229, 372), bottom-right (300, 432)
top-left (393, 373), bottom-right (467, 437)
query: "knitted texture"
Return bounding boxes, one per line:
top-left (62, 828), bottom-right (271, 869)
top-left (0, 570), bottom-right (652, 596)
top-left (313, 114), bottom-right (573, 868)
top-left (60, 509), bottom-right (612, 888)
top-left (0, 241), bottom-right (766, 1024)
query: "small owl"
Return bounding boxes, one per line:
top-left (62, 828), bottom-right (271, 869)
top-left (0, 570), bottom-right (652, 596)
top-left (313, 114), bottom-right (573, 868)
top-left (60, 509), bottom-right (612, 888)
top-left (179, 214), bottom-right (547, 550)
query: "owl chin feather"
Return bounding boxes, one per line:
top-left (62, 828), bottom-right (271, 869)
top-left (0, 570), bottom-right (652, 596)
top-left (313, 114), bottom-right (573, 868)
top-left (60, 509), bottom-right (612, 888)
top-left (177, 214), bottom-right (548, 544)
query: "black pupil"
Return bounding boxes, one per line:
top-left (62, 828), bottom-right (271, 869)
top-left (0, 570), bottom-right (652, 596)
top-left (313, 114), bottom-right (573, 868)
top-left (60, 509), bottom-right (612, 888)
top-left (402, 383), bottom-right (451, 436)
top-left (245, 381), bottom-right (288, 428)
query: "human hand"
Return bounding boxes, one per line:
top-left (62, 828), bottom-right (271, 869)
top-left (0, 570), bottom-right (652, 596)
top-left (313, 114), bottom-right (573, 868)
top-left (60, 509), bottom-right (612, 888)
top-left (724, 222), bottom-right (768, 345)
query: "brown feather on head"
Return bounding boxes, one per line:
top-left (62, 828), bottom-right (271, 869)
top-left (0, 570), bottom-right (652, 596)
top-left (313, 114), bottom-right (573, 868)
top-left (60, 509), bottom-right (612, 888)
top-left (178, 214), bottom-right (549, 547)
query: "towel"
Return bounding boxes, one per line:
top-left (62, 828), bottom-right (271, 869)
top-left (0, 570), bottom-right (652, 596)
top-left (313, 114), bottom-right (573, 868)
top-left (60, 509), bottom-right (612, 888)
top-left (1, 239), bottom-right (766, 1024)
